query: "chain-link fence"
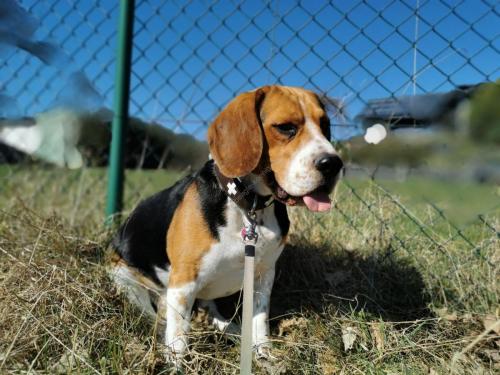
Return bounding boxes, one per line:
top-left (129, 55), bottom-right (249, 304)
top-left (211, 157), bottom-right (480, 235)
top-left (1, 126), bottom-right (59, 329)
top-left (1, 0), bottom-right (498, 289)
top-left (0, 0), bottom-right (499, 371)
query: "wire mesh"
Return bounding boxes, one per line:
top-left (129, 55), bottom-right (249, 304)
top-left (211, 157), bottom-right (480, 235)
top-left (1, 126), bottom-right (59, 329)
top-left (0, 0), bottom-right (498, 332)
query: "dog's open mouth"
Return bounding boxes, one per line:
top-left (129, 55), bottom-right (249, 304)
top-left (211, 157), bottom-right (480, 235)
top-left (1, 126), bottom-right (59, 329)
top-left (274, 185), bottom-right (332, 212)
top-left (262, 170), bottom-right (336, 212)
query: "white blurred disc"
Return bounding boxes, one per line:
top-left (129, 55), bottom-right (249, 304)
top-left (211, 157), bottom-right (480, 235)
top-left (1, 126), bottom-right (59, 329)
top-left (364, 123), bottom-right (387, 144)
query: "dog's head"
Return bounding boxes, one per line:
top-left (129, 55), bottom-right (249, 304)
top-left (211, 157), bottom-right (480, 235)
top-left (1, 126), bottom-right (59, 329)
top-left (208, 85), bottom-right (343, 212)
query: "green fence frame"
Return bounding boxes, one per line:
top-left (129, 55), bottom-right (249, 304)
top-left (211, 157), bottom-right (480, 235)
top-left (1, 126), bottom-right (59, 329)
top-left (106, 0), bottom-right (135, 222)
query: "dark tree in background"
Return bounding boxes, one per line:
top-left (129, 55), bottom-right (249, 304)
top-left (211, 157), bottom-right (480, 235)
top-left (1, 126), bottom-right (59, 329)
top-left (469, 81), bottom-right (500, 145)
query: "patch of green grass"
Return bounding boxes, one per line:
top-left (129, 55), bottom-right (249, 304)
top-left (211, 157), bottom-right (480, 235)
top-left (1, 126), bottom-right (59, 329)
top-left (0, 165), bottom-right (498, 374)
top-left (0, 165), bottom-right (183, 225)
top-left (345, 176), bottom-right (499, 226)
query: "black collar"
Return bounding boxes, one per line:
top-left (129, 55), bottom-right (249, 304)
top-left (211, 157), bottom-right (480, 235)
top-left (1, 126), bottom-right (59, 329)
top-left (213, 164), bottom-right (274, 212)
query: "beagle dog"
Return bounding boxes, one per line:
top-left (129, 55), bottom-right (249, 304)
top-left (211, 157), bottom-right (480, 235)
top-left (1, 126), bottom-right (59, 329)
top-left (111, 85), bottom-right (343, 360)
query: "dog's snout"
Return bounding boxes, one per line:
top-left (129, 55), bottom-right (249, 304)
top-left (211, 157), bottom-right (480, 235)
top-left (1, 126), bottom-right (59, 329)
top-left (314, 154), bottom-right (343, 176)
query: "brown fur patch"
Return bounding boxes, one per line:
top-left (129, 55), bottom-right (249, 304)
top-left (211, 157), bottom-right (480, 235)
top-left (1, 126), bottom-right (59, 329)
top-left (207, 88), bottom-right (266, 177)
top-left (109, 251), bottom-right (122, 265)
top-left (166, 183), bottom-right (217, 287)
top-left (112, 257), bottom-right (161, 291)
top-left (177, 295), bottom-right (187, 307)
top-left (258, 86), bottom-right (327, 187)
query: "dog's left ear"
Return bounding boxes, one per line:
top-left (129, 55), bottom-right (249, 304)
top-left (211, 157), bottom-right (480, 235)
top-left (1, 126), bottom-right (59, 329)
top-left (208, 88), bottom-right (267, 177)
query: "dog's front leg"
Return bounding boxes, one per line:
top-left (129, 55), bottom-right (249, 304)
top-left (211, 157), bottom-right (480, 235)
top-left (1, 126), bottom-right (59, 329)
top-left (252, 266), bottom-right (275, 358)
top-left (164, 280), bottom-right (197, 361)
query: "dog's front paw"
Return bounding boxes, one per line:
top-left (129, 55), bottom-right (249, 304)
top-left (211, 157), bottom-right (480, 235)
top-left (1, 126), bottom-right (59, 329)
top-left (209, 316), bottom-right (240, 336)
top-left (255, 343), bottom-right (288, 374)
top-left (162, 340), bottom-right (187, 370)
top-left (163, 348), bottom-right (185, 372)
top-left (254, 342), bottom-right (277, 361)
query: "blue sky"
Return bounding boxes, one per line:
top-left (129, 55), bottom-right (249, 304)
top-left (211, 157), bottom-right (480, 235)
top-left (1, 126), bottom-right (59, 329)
top-left (1, 0), bottom-right (499, 140)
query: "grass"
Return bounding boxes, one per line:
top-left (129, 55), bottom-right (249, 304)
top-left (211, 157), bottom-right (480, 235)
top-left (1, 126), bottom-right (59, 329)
top-left (346, 176), bottom-right (499, 227)
top-left (0, 165), bottom-right (498, 374)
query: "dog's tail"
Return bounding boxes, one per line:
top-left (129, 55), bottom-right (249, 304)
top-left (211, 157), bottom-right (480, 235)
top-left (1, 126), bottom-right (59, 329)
top-left (108, 252), bottom-right (165, 319)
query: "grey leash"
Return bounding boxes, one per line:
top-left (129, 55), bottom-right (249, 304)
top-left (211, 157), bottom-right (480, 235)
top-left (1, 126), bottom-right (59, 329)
top-left (240, 196), bottom-right (258, 375)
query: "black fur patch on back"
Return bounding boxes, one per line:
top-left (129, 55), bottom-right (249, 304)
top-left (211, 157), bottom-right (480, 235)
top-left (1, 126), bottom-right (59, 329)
top-left (196, 162), bottom-right (228, 239)
top-left (113, 175), bottom-right (193, 284)
top-left (112, 160), bottom-right (227, 284)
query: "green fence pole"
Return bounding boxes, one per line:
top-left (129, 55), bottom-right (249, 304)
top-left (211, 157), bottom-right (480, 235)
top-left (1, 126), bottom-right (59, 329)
top-left (106, 0), bottom-right (135, 223)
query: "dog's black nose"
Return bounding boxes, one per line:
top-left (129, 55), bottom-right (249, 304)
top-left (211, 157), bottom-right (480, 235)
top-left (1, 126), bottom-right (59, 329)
top-left (315, 154), bottom-right (343, 175)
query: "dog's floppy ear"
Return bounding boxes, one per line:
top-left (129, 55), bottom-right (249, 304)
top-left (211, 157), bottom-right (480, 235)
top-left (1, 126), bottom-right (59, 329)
top-left (208, 88), bottom-right (266, 177)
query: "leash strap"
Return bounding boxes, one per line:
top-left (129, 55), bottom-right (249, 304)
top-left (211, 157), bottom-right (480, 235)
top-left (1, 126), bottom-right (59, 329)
top-left (240, 197), bottom-right (258, 375)
top-left (240, 250), bottom-right (254, 375)
top-left (212, 163), bottom-right (264, 374)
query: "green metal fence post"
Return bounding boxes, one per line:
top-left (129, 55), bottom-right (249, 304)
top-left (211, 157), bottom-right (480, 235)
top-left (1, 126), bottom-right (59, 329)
top-left (106, 0), bottom-right (135, 223)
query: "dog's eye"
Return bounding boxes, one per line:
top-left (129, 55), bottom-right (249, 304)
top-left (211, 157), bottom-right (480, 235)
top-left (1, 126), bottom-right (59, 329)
top-left (273, 123), bottom-right (297, 138)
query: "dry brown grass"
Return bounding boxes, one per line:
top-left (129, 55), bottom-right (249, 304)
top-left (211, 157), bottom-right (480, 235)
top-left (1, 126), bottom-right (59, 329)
top-left (0, 166), bottom-right (498, 374)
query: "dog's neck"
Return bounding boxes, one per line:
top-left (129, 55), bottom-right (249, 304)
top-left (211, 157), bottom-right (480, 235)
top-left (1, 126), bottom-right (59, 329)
top-left (213, 163), bottom-right (274, 213)
top-left (240, 173), bottom-right (273, 196)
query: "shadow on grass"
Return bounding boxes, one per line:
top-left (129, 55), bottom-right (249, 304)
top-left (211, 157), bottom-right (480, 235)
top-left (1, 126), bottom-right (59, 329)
top-left (271, 242), bottom-right (433, 322)
top-left (216, 241), bottom-right (432, 324)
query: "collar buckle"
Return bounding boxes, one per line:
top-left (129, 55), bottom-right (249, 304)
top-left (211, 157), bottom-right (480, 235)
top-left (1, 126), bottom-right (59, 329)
top-left (241, 198), bottom-right (258, 245)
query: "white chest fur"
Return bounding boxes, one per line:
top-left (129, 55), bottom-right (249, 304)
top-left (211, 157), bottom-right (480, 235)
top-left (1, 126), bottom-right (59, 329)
top-left (196, 201), bottom-right (284, 300)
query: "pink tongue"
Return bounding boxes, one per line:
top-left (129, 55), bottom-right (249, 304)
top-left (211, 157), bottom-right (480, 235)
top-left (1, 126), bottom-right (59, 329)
top-left (303, 191), bottom-right (332, 212)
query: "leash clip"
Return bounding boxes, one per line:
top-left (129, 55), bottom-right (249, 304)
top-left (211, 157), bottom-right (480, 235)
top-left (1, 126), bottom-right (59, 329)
top-left (241, 195), bottom-right (259, 245)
